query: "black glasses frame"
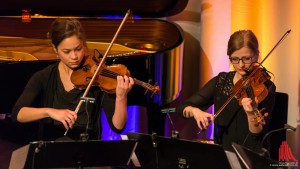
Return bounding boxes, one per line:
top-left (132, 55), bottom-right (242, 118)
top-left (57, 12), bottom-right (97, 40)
top-left (229, 56), bottom-right (253, 64)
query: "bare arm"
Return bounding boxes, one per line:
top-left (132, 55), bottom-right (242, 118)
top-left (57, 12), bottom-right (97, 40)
top-left (17, 107), bottom-right (77, 129)
top-left (111, 75), bottom-right (134, 129)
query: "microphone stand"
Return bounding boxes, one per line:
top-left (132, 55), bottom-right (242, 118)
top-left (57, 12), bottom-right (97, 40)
top-left (79, 97), bottom-right (96, 141)
top-left (161, 107), bottom-right (179, 139)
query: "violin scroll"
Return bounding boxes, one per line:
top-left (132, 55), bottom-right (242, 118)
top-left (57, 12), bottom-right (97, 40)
top-left (251, 108), bottom-right (269, 126)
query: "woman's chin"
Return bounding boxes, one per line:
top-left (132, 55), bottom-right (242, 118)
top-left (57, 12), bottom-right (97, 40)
top-left (237, 70), bottom-right (247, 76)
top-left (69, 63), bottom-right (80, 68)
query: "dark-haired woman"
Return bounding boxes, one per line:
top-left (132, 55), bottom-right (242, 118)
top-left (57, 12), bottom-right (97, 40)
top-left (12, 18), bottom-right (134, 140)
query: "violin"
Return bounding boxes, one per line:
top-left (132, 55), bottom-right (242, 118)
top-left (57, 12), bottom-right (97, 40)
top-left (233, 66), bottom-right (271, 125)
top-left (234, 67), bottom-right (270, 105)
top-left (71, 54), bottom-right (160, 95)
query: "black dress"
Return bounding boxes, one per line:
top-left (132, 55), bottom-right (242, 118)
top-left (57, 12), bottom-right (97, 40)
top-left (176, 71), bottom-right (276, 152)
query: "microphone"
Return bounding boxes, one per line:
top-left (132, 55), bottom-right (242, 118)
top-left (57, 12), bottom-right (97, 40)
top-left (262, 123), bottom-right (296, 146)
top-left (284, 124), bottom-right (296, 131)
top-left (260, 123), bottom-right (296, 157)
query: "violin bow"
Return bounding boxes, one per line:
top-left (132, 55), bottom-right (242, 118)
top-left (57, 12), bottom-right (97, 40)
top-left (65, 10), bottom-right (133, 136)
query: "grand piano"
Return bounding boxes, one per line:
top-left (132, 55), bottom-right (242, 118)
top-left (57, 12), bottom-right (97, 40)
top-left (0, 0), bottom-right (187, 154)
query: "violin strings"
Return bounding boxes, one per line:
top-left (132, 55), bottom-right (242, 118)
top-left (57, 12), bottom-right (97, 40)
top-left (101, 69), bottom-right (150, 85)
top-left (100, 69), bottom-right (122, 79)
top-left (133, 79), bottom-right (155, 89)
top-left (99, 68), bottom-right (157, 92)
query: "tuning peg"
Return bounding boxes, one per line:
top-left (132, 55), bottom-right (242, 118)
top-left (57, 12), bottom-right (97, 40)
top-left (150, 82), bottom-right (159, 97)
top-left (144, 79), bottom-right (153, 95)
top-left (144, 89), bottom-right (149, 95)
top-left (252, 108), bottom-right (267, 126)
top-left (260, 107), bottom-right (269, 117)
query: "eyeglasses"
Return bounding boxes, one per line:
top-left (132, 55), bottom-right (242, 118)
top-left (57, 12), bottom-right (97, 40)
top-left (229, 56), bottom-right (253, 64)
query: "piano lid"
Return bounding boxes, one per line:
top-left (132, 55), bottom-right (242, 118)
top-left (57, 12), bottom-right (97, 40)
top-left (1, 0), bottom-right (188, 18)
top-left (0, 18), bottom-right (184, 61)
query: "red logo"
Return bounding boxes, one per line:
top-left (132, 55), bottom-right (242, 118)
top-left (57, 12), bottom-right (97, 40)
top-left (278, 141), bottom-right (298, 162)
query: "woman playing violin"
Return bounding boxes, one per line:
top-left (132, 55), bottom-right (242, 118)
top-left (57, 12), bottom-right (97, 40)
top-left (176, 30), bottom-right (276, 153)
top-left (12, 18), bottom-right (134, 140)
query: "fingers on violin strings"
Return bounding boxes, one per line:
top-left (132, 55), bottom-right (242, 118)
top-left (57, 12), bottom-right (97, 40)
top-left (241, 98), bottom-right (249, 105)
top-left (254, 97), bottom-right (259, 104)
top-left (248, 105), bottom-right (254, 111)
top-left (129, 77), bottom-right (134, 85)
top-left (117, 76), bottom-right (123, 86)
top-left (123, 75), bottom-right (134, 89)
top-left (123, 75), bottom-right (129, 85)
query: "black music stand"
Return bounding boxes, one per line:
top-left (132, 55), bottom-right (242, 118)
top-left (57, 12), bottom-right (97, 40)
top-left (232, 142), bottom-right (277, 169)
top-left (127, 132), bottom-right (232, 169)
top-left (9, 140), bottom-right (137, 169)
top-left (126, 132), bottom-right (158, 169)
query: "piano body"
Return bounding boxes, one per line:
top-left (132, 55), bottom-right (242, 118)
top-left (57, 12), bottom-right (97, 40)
top-left (0, 0), bottom-right (187, 159)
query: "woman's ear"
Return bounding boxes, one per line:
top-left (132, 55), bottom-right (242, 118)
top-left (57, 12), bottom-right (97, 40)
top-left (52, 45), bottom-right (59, 58)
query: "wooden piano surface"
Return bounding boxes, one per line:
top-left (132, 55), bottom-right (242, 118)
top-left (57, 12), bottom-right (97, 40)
top-left (0, 37), bottom-right (52, 60)
top-left (0, 36), bottom-right (155, 61)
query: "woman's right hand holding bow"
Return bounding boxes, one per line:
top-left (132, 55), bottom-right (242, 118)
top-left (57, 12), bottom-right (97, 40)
top-left (183, 106), bottom-right (214, 130)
